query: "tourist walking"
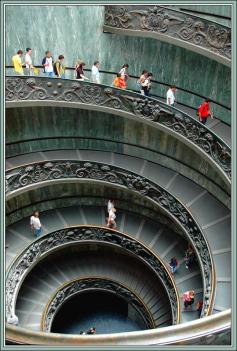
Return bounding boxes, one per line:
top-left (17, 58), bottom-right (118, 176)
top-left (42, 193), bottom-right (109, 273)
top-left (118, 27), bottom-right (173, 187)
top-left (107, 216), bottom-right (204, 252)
top-left (198, 98), bottom-right (213, 125)
top-left (169, 257), bottom-right (179, 274)
top-left (25, 48), bottom-right (34, 75)
top-left (87, 327), bottom-right (96, 334)
top-left (166, 85), bottom-right (177, 106)
top-left (54, 55), bottom-right (66, 78)
top-left (113, 73), bottom-right (126, 89)
top-left (136, 70), bottom-right (148, 92)
top-left (107, 199), bottom-right (115, 214)
top-left (91, 61), bottom-right (100, 84)
top-left (12, 50), bottom-right (24, 75)
top-left (183, 290), bottom-right (195, 310)
top-left (30, 211), bottom-right (42, 238)
top-left (42, 51), bottom-right (54, 77)
top-left (196, 299), bottom-right (203, 318)
top-left (119, 64), bottom-right (129, 89)
top-left (141, 72), bottom-right (153, 96)
top-left (107, 207), bottom-right (116, 229)
top-left (75, 60), bottom-right (89, 81)
top-left (184, 244), bottom-right (195, 269)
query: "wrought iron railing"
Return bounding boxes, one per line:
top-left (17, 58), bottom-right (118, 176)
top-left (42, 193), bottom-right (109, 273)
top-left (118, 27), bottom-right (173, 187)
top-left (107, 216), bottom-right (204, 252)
top-left (41, 277), bottom-right (157, 332)
top-left (5, 159), bottom-right (215, 318)
top-left (6, 309), bottom-right (231, 345)
top-left (104, 5), bottom-right (231, 66)
top-left (5, 226), bottom-right (180, 326)
top-left (5, 76), bottom-right (231, 182)
top-left (5, 66), bottom-right (231, 125)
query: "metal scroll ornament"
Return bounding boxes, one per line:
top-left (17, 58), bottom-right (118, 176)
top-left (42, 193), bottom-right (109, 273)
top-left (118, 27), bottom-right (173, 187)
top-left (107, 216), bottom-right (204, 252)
top-left (6, 160), bottom-right (214, 318)
top-left (6, 226), bottom-right (179, 325)
top-left (5, 76), bottom-right (231, 180)
top-left (104, 6), bottom-right (231, 59)
top-left (43, 278), bottom-right (155, 332)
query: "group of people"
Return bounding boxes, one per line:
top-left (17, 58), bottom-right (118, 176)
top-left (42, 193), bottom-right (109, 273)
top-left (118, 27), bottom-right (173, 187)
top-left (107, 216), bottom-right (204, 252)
top-left (182, 290), bottom-right (203, 317)
top-left (80, 327), bottom-right (96, 335)
top-left (169, 245), bottom-right (196, 275)
top-left (12, 48), bottom-right (214, 124)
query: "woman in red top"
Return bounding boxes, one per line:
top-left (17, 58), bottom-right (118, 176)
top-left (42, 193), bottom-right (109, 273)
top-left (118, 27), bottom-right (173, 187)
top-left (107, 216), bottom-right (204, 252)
top-left (198, 98), bottom-right (213, 125)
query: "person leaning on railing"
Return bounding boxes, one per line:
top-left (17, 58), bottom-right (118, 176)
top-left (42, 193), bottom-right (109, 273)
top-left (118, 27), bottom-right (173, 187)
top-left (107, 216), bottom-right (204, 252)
top-left (75, 60), bottom-right (89, 81)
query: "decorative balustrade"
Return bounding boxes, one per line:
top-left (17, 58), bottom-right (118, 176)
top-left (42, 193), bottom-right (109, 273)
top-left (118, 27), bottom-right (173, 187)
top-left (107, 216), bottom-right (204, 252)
top-left (104, 5), bottom-right (231, 66)
top-left (6, 309), bottom-right (231, 345)
top-left (6, 226), bottom-right (180, 326)
top-left (42, 278), bottom-right (156, 332)
top-left (5, 76), bottom-right (231, 182)
top-left (6, 159), bottom-right (215, 317)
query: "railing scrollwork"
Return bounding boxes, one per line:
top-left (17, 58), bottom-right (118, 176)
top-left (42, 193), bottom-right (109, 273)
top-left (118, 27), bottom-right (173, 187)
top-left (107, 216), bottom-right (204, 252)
top-left (5, 76), bottom-right (231, 182)
top-left (6, 159), bottom-right (215, 318)
top-left (6, 226), bottom-right (179, 325)
top-left (42, 277), bottom-right (156, 332)
top-left (104, 5), bottom-right (231, 66)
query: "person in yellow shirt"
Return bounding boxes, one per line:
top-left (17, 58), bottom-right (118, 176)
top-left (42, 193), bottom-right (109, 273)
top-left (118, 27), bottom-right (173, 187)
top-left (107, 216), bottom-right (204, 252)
top-left (12, 50), bottom-right (24, 75)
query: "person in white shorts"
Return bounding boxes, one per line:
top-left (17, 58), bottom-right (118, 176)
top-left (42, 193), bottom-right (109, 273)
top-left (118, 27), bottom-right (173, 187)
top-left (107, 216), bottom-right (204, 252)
top-left (30, 211), bottom-right (42, 238)
top-left (25, 47), bottom-right (34, 75)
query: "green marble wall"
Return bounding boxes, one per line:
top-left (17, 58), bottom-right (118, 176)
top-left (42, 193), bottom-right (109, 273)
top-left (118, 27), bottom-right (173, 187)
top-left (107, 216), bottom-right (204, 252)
top-left (6, 107), bottom-right (229, 199)
top-left (5, 5), bottom-right (231, 124)
top-left (171, 5), bottom-right (231, 26)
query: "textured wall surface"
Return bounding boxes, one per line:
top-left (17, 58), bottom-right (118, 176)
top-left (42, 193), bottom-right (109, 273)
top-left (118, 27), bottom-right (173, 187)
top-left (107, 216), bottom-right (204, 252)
top-left (5, 5), bottom-right (231, 123)
top-left (171, 5), bottom-right (231, 26)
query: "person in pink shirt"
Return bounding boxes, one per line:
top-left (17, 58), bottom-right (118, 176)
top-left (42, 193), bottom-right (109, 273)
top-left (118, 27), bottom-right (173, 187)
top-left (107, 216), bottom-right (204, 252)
top-left (183, 290), bottom-right (195, 310)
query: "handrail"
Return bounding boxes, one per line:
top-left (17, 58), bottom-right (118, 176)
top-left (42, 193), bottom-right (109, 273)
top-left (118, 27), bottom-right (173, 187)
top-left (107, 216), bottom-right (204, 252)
top-left (104, 5), bottom-right (231, 67)
top-left (6, 309), bottom-right (231, 345)
top-left (5, 225), bottom-right (180, 326)
top-left (5, 65), bottom-right (231, 110)
top-left (41, 277), bottom-right (157, 331)
top-left (5, 76), bottom-right (231, 182)
top-left (5, 159), bottom-right (215, 318)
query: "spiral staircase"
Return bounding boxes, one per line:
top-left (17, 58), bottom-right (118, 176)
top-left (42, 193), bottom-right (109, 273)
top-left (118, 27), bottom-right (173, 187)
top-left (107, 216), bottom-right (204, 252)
top-left (5, 5), bottom-right (232, 347)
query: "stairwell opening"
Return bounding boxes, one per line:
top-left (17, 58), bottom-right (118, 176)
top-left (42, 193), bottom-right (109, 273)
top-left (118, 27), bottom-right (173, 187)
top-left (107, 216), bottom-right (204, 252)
top-left (51, 290), bottom-right (148, 334)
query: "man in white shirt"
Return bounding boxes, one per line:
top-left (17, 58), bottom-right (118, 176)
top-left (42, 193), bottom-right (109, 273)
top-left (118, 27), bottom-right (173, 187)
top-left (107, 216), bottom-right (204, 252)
top-left (166, 85), bottom-right (177, 106)
top-left (107, 199), bottom-right (115, 214)
top-left (91, 61), bottom-right (100, 84)
top-left (107, 208), bottom-right (116, 229)
top-left (43, 51), bottom-right (54, 77)
top-left (25, 47), bottom-right (34, 75)
top-left (30, 211), bottom-right (42, 238)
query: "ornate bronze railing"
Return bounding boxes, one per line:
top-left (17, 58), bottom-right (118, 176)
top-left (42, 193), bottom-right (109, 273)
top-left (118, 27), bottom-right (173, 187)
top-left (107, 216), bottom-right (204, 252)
top-left (42, 277), bottom-right (157, 332)
top-left (104, 5), bottom-right (231, 66)
top-left (5, 76), bottom-right (231, 182)
top-left (5, 226), bottom-right (180, 326)
top-left (5, 159), bottom-right (215, 317)
top-left (6, 309), bottom-right (231, 345)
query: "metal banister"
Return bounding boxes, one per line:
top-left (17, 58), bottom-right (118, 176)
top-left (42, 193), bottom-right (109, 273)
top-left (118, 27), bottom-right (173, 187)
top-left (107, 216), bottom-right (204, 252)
top-left (6, 309), bottom-right (231, 345)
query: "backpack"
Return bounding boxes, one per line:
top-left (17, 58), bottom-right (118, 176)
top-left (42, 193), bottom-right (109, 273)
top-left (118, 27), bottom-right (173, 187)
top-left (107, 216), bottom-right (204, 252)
top-left (136, 80), bottom-right (141, 91)
top-left (53, 61), bottom-right (60, 76)
top-left (42, 57), bottom-right (46, 73)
